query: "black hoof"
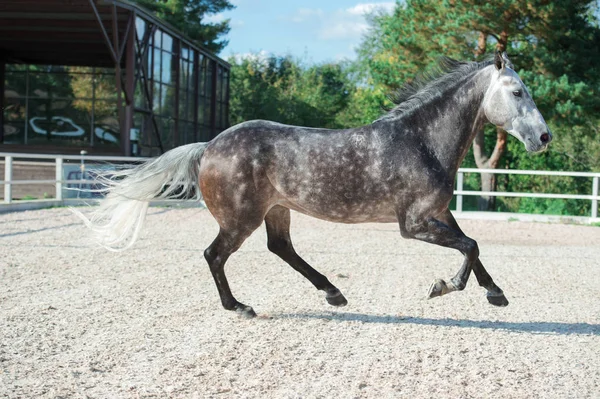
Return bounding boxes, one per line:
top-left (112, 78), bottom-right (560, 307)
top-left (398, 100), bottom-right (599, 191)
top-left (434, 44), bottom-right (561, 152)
top-left (326, 290), bottom-right (348, 307)
top-left (487, 293), bottom-right (509, 307)
top-left (427, 279), bottom-right (449, 299)
top-left (235, 305), bottom-right (257, 318)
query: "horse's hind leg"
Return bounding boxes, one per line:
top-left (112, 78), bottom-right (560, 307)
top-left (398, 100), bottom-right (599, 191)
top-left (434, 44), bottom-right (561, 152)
top-left (204, 228), bottom-right (258, 318)
top-left (265, 206), bottom-right (347, 307)
top-left (432, 209), bottom-right (508, 306)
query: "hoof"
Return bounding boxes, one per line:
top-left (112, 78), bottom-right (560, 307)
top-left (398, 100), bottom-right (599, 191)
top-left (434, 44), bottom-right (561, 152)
top-left (427, 279), bottom-right (450, 299)
top-left (326, 290), bottom-right (348, 307)
top-left (235, 305), bottom-right (257, 318)
top-left (487, 293), bottom-right (509, 307)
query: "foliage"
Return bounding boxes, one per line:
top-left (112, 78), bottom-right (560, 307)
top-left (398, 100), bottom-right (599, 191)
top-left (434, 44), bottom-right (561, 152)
top-left (132, 0), bottom-right (234, 53)
top-left (228, 55), bottom-right (357, 129)
top-left (351, 0), bottom-right (600, 215)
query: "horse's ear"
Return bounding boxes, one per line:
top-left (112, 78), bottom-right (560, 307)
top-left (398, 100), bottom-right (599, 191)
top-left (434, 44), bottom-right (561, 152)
top-left (502, 52), bottom-right (514, 69)
top-left (494, 51), bottom-right (504, 70)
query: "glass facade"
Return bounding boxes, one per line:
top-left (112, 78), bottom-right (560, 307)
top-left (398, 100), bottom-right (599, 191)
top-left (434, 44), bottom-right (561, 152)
top-left (3, 65), bottom-right (119, 150)
top-left (133, 18), bottom-right (230, 156)
top-left (2, 16), bottom-right (230, 157)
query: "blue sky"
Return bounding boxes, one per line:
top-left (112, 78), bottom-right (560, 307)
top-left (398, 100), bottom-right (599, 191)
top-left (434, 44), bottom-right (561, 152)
top-left (208, 1), bottom-right (397, 64)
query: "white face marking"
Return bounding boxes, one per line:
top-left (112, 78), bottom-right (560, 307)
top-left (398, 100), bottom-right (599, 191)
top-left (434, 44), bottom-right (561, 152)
top-left (483, 66), bottom-right (551, 152)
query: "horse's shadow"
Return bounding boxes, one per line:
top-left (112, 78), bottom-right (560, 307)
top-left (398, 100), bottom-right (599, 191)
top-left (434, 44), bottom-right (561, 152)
top-left (273, 312), bottom-right (600, 336)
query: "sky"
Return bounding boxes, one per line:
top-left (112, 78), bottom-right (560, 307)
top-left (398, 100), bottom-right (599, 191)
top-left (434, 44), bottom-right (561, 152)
top-left (208, 0), bottom-right (397, 64)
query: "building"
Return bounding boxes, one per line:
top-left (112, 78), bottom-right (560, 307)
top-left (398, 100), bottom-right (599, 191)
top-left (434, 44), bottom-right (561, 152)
top-left (0, 0), bottom-right (231, 157)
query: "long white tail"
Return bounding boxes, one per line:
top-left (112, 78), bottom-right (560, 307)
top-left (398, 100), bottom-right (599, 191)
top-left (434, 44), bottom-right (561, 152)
top-left (72, 142), bottom-right (209, 251)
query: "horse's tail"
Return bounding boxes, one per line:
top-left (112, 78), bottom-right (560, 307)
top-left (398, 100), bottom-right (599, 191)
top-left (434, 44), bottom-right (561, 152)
top-left (71, 142), bottom-right (209, 251)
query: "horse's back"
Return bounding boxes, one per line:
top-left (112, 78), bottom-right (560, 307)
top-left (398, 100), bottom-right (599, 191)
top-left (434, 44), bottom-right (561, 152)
top-left (199, 120), bottom-right (401, 224)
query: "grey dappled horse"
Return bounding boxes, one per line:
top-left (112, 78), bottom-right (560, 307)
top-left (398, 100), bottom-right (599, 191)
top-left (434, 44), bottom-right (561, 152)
top-left (75, 52), bottom-right (552, 317)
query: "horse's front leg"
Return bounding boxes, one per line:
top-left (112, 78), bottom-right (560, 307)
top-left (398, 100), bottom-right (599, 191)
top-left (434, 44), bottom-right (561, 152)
top-left (437, 209), bottom-right (509, 306)
top-left (397, 211), bottom-right (479, 299)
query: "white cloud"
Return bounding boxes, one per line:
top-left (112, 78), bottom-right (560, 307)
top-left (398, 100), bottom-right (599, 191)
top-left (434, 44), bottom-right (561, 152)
top-left (283, 3), bottom-right (395, 41)
top-left (346, 2), bottom-right (396, 16)
top-left (320, 21), bottom-right (369, 40)
top-left (229, 49), bottom-right (272, 65)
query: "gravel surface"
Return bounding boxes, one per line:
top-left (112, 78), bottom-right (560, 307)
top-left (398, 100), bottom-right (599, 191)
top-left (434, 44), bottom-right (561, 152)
top-left (1, 206), bottom-right (599, 398)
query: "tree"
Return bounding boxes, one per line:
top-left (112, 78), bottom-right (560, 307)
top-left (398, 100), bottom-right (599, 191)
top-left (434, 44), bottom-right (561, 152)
top-left (133, 0), bottom-right (234, 53)
top-left (356, 0), bottom-right (600, 211)
top-left (228, 54), bottom-right (356, 129)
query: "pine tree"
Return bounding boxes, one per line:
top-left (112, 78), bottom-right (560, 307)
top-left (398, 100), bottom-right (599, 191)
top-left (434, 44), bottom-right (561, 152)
top-left (133, 0), bottom-right (234, 53)
top-left (356, 0), bottom-right (600, 211)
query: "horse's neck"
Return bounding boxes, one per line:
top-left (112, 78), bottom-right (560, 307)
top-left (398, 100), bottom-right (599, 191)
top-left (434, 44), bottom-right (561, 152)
top-left (409, 68), bottom-right (491, 175)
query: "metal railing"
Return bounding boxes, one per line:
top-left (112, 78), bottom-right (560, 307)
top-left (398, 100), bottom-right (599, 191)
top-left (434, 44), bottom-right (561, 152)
top-left (455, 168), bottom-right (600, 219)
top-left (1, 152), bottom-right (145, 203)
top-left (2, 152), bottom-right (600, 220)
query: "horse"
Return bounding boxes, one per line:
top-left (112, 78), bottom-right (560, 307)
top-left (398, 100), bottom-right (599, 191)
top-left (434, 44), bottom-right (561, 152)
top-left (74, 52), bottom-right (552, 318)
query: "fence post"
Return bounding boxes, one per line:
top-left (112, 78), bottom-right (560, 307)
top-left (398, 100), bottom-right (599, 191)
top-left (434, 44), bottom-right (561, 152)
top-left (55, 157), bottom-right (63, 201)
top-left (592, 176), bottom-right (599, 219)
top-left (4, 155), bottom-right (12, 204)
top-left (456, 171), bottom-right (463, 212)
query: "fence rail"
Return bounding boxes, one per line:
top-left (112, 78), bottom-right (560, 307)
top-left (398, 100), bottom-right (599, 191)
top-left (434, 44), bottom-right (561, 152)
top-left (2, 152), bottom-right (600, 220)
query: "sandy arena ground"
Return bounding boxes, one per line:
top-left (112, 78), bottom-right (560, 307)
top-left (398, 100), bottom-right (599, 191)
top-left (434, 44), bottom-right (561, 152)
top-left (1, 206), bottom-right (599, 398)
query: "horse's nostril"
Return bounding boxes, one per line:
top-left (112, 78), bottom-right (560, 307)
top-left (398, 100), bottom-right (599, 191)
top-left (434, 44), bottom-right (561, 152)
top-left (540, 133), bottom-right (550, 144)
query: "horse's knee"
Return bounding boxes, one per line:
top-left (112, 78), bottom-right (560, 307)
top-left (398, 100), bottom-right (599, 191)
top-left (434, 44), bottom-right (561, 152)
top-left (267, 237), bottom-right (292, 256)
top-left (465, 238), bottom-right (479, 261)
top-left (204, 244), bottom-right (220, 266)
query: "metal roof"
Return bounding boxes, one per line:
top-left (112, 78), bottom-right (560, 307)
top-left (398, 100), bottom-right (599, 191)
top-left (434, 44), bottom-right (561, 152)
top-left (0, 0), bottom-right (230, 68)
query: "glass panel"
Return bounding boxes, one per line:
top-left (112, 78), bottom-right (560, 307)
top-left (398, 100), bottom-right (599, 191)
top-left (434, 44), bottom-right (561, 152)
top-left (152, 48), bottom-right (161, 81)
top-left (162, 32), bottom-right (173, 52)
top-left (4, 71), bottom-right (27, 143)
top-left (2, 63), bottom-right (126, 149)
top-left (5, 71), bottom-right (27, 98)
top-left (161, 84), bottom-right (175, 117)
top-left (134, 79), bottom-right (146, 109)
top-left (92, 71), bottom-right (118, 100)
top-left (187, 90), bottom-right (194, 121)
top-left (135, 17), bottom-right (146, 40)
top-left (161, 51), bottom-right (172, 84)
top-left (26, 99), bottom-right (91, 146)
top-left (153, 82), bottom-right (161, 114)
top-left (198, 56), bottom-right (207, 96)
top-left (93, 100), bottom-right (118, 122)
top-left (6, 64), bottom-right (28, 72)
top-left (26, 70), bottom-right (73, 100)
top-left (185, 121), bottom-right (196, 144)
top-left (160, 117), bottom-right (174, 149)
top-left (3, 121), bottom-right (25, 144)
top-left (178, 90), bottom-right (188, 120)
top-left (222, 70), bottom-right (229, 101)
top-left (93, 121), bottom-right (120, 147)
top-left (179, 59), bottom-right (188, 88)
top-left (153, 29), bottom-right (162, 49)
top-left (197, 95), bottom-right (205, 125)
top-left (215, 101), bottom-right (221, 129)
top-left (181, 46), bottom-right (189, 61)
top-left (216, 66), bottom-right (222, 102)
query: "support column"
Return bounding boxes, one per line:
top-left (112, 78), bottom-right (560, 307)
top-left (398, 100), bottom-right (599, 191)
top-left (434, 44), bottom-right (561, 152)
top-left (122, 12), bottom-right (135, 156)
top-left (0, 61), bottom-right (5, 144)
top-left (210, 60), bottom-right (217, 139)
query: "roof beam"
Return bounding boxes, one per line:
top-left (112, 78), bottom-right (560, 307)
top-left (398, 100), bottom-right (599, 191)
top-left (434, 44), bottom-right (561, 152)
top-left (88, 0), bottom-right (118, 65)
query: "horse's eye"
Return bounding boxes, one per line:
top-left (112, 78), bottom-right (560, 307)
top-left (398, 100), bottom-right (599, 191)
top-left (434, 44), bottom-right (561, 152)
top-left (513, 90), bottom-right (522, 97)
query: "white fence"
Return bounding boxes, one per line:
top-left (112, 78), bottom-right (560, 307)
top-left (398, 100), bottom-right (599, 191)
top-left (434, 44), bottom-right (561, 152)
top-left (1, 152), bottom-right (599, 220)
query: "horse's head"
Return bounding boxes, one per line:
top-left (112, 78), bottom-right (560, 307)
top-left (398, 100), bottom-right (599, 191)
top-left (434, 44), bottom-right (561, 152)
top-left (483, 52), bottom-right (552, 152)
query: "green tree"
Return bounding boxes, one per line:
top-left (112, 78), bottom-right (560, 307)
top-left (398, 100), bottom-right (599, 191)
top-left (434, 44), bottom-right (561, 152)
top-left (133, 0), bottom-right (234, 53)
top-left (356, 0), bottom-right (600, 212)
top-left (228, 55), bottom-right (356, 129)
